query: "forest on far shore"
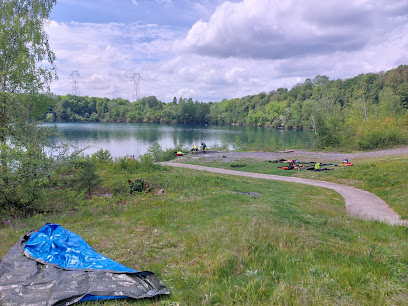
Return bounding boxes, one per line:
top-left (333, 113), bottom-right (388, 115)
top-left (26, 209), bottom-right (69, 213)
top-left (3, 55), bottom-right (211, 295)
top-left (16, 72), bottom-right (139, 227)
top-left (44, 65), bottom-right (408, 149)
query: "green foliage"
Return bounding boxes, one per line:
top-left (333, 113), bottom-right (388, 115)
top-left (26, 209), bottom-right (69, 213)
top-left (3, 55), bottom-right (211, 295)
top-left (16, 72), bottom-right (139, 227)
top-left (354, 117), bottom-right (407, 150)
top-left (110, 177), bottom-right (128, 196)
top-left (91, 149), bottom-right (112, 163)
top-left (0, 0), bottom-right (62, 217)
top-left (0, 145), bottom-right (54, 217)
top-left (147, 142), bottom-right (182, 162)
top-left (115, 153), bottom-right (159, 173)
top-left (312, 113), bottom-right (342, 149)
top-left (139, 153), bottom-right (155, 169)
top-left (116, 157), bottom-right (140, 172)
top-left (16, 64), bottom-right (408, 151)
top-left (0, 0), bottom-right (57, 93)
top-left (74, 158), bottom-right (101, 199)
top-left (127, 178), bottom-right (145, 194)
top-left (378, 87), bottom-right (402, 117)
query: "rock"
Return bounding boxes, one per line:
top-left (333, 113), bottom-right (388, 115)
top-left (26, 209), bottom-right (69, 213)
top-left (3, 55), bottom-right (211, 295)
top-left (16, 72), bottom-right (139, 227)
top-left (155, 189), bottom-right (165, 195)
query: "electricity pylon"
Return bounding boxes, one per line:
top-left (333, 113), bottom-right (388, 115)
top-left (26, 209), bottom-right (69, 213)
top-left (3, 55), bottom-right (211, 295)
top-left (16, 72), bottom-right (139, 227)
top-left (132, 73), bottom-right (142, 101)
top-left (70, 70), bottom-right (80, 95)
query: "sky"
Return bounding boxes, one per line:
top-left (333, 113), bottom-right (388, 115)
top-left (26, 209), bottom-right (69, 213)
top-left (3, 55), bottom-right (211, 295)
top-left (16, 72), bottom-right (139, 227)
top-left (47, 0), bottom-right (408, 102)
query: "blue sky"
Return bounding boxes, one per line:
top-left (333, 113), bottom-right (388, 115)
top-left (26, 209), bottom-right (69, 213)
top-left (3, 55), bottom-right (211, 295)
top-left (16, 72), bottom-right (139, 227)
top-left (51, 0), bottom-right (229, 26)
top-left (47, 0), bottom-right (408, 102)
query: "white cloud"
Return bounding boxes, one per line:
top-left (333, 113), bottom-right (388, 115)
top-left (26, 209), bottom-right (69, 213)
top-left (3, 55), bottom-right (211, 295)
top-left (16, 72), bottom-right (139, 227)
top-left (47, 0), bottom-right (408, 102)
top-left (178, 0), bottom-right (408, 60)
top-left (47, 20), bottom-right (184, 100)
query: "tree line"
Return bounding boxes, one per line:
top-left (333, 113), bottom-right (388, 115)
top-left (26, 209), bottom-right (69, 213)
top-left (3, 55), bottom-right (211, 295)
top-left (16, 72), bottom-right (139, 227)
top-left (45, 65), bottom-right (408, 149)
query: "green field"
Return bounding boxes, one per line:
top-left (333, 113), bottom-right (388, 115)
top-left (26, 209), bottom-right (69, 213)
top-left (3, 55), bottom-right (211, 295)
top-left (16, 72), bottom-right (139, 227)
top-left (1, 155), bottom-right (407, 304)
top-left (182, 154), bottom-right (408, 220)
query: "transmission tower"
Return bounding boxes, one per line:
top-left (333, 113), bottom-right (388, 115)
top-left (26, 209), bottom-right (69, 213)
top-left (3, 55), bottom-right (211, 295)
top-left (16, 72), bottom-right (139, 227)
top-left (70, 70), bottom-right (80, 95)
top-left (131, 73), bottom-right (142, 101)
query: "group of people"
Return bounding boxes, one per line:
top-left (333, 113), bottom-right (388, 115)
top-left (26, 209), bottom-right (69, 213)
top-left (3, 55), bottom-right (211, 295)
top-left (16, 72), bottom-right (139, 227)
top-left (191, 142), bottom-right (207, 153)
top-left (276, 158), bottom-right (353, 171)
top-left (175, 141), bottom-right (207, 157)
top-left (278, 160), bottom-right (333, 171)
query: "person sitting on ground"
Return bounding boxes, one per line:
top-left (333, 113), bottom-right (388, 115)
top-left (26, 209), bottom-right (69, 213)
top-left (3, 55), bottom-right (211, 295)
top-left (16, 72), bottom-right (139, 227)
top-left (191, 145), bottom-right (198, 152)
top-left (313, 162), bottom-right (333, 171)
top-left (288, 160), bottom-right (296, 170)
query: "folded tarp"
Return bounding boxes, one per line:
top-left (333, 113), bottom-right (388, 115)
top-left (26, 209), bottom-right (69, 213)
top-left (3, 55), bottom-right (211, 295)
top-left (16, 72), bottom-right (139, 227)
top-left (0, 223), bottom-right (170, 305)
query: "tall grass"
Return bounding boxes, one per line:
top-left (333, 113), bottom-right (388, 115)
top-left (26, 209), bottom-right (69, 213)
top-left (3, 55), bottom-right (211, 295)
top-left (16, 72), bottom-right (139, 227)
top-left (1, 158), bottom-right (407, 304)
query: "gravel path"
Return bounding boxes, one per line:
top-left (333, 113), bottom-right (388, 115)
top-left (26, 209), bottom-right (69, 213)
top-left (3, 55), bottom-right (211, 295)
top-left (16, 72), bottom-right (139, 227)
top-left (160, 151), bottom-right (408, 226)
top-left (188, 146), bottom-right (408, 163)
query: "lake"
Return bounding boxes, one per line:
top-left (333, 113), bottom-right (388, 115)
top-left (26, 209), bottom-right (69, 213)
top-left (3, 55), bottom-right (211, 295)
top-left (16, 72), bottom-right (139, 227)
top-left (46, 122), bottom-right (313, 158)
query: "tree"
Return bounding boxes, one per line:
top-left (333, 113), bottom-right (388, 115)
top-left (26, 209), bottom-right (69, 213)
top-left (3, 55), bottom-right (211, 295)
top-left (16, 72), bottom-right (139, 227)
top-left (1, 0), bottom-right (57, 146)
top-left (75, 158), bottom-right (101, 200)
top-left (0, 0), bottom-right (58, 214)
top-left (0, 0), bottom-right (56, 92)
top-left (379, 87), bottom-right (401, 117)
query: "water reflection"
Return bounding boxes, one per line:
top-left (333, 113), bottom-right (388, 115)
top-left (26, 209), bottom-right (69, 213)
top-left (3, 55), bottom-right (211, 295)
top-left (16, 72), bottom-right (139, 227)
top-left (44, 122), bottom-right (313, 158)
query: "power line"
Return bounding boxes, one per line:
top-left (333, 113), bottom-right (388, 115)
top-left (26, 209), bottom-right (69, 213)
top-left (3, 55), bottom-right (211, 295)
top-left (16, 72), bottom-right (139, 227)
top-left (55, 72), bottom-right (178, 100)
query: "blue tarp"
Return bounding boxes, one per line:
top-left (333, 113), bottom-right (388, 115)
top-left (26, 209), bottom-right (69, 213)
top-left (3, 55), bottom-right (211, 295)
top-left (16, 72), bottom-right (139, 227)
top-left (0, 223), bottom-right (170, 305)
top-left (24, 223), bottom-right (134, 272)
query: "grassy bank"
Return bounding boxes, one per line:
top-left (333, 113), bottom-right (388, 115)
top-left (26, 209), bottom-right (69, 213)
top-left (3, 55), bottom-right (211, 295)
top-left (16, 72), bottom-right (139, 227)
top-left (1, 157), bottom-right (408, 304)
top-left (181, 154), bottom-right (408, 220)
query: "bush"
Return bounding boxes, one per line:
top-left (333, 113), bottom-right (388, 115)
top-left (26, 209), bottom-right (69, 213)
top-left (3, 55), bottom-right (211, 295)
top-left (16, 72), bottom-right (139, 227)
top-left (313, 113), bottom-right (342, 149)
top-left (115, 154), bottom-right (159, 172)
top-left (355, 117), bottom-right (407, 150)
top-left (91, 149), bottom-right (112, 163)
top-left (74, 158), bottom-right (101, 199)
top-left (139, 154), bottom-right (155, 169)
top-left (147, 142), bottom-right (185, 162)
top-left (115, 156), bottom-right (140, 171)
top-left (127, 178), bottom-right (145, 194)
top-left (111, 177), bottom-right (128, 196)
top-left (0, 146), bottom-right (55, 217)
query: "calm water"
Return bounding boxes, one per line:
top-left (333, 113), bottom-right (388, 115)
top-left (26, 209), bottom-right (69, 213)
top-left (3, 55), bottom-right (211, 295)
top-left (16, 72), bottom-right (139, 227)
top-left (46, 122), bottom-right (313, 158)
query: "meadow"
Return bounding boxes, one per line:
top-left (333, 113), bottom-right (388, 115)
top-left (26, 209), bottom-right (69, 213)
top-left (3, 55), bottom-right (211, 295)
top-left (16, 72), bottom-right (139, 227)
top-left (0, 154), bottom-right (407, 305)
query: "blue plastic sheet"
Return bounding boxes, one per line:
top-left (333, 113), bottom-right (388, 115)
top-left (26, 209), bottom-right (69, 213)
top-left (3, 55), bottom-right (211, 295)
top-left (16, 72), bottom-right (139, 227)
top-left (24, 223), bottom-right (134, 272)
top-left (0, 223), bottom-right (170, 305)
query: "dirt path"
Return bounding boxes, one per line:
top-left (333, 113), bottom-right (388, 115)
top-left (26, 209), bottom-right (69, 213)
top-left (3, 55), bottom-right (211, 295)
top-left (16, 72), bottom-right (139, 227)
top-left (187, 146), bottom-right (408, 163)
top-left (160, 161), bottom-right (408, 226)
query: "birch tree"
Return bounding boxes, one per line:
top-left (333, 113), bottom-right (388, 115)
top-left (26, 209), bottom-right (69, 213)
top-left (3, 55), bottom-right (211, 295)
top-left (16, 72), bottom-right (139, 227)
top-left (0, 0), bottom-right (58, 214)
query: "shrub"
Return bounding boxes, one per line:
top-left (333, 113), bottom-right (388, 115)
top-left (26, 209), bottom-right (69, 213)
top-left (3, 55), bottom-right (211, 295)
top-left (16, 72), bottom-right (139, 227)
top-left (127, 178), bottom-right (145, 194)
top-left (111, 177), bottom-right (128, 196)
top-left (139, 154), bottom-right (155, 169)
top-left (147, 142), bottom-right (185, 162)
top-left (91, 149), bottom-right (112, 163)
top-left (115, 156), bottom-right (140, 171)
top-left (355, 117), bottom-right (407, 150)
top-left (0, 146), bottom-right (55, 217)
top-left (74, 158), bottom-right (101, 199)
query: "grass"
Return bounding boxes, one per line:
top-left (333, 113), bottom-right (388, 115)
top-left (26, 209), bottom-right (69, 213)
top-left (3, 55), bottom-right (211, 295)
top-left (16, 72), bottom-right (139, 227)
top-left (1, 157), bottom-right (408, 304)
top-left (181, 154), bottom-right (408, 220)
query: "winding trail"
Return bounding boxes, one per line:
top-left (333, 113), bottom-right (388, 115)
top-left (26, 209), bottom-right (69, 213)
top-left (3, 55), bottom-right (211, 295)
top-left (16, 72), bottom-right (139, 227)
top-left (160, 161), bottom-right (408, 226)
